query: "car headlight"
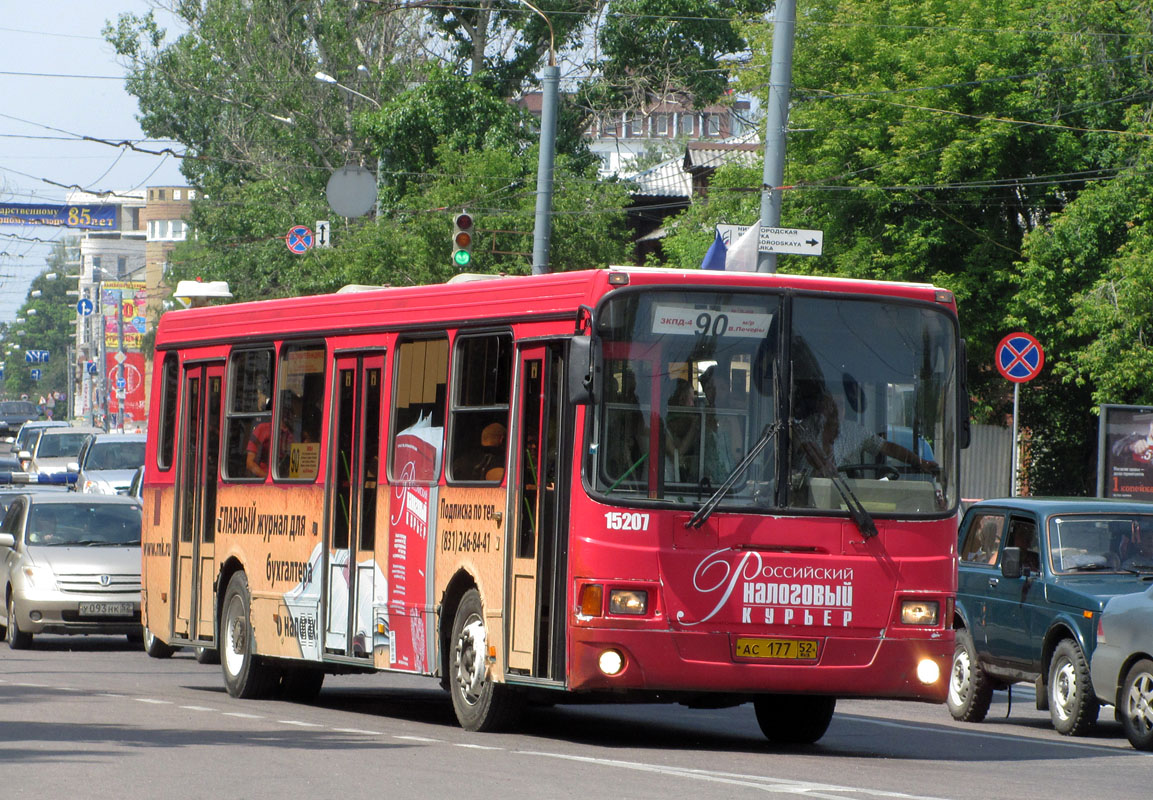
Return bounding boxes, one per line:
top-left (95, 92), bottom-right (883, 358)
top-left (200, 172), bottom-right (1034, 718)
top-left (21, 564), bottom-right (57, 590)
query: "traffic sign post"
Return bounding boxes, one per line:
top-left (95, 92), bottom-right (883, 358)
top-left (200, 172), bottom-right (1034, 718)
top-left (24, 350), bottom-right (49, 364)
top-left (996, 332), bottom-right (1045, 497)
top-left (286, 225), bottom-right (314, 254)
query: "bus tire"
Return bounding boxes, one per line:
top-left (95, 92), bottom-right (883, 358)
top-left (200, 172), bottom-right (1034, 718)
top-left (753, 694), bottom-right (835, 744)
top-left (947, 628), bottom-right (992, 722)
top-left (143, 627), bottom-right (177, 658)
top-left (449, 588), bottom-right (522, 731)
top-left (221, 572), bottom-right (276, 699)
top-left (1048, 638), bottom-right (1099, 736)
top-left (194, 646), bottom-right (220, 665)
top-left (278, 667), bottom-right (325, 702)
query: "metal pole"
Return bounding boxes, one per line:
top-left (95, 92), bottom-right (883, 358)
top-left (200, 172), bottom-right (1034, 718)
top-left (1010, 383), bottom-right (1020, 497)
top-left (532, 64), bottom-right (559, 275)
top-left (756, 0), bottom-right (797, 274)
top-left (100, 285), bottom-right (109, 433)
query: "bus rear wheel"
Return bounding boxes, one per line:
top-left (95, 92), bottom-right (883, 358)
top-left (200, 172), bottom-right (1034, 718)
top-left (449, 588), bottom-right (521, 731)
top-left (221, 572), bottom-right (276, 699)
top-left (753, 694), bottom-right (835, 745)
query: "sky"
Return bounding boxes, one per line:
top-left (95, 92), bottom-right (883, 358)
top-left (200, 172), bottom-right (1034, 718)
top-left (0, 2), bottom-right (186, 324)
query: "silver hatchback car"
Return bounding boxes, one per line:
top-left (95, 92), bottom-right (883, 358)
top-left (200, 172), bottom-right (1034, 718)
top-left (0, 493), bottom-right (142, 648)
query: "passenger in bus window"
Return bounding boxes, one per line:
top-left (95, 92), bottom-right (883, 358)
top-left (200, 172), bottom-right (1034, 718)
top-left (452, 422), bottom-right (506, 482)
top-left (246, 409), bottom-right (294, 478)
top-left (665, 377), bottom-right (699, 483)
top-left (700, 366), bottom-right (741, 482)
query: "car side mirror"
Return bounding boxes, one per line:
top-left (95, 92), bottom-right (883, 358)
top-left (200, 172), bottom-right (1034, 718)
top-left (17, 450), bottom-right (29, 461)
top-left (1001, 547), bottom-right (1022, 579)
top-left (0, 533), bottom-right (14, 549)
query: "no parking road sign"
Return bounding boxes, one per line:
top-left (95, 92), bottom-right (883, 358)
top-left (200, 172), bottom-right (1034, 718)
top-left (996, 332), bottom-right (1044, 383)
top-left (286, 225), bottom-right (314, 254)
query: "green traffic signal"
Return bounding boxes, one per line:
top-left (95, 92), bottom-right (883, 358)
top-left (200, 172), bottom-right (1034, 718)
top-left (453, 249), bottom-right (472, 267)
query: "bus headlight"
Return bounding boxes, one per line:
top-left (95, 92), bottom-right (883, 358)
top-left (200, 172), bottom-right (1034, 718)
top-left (609, 589), bottom-right (647, 615)
top-left (900, 600), bottom-right (939, 626)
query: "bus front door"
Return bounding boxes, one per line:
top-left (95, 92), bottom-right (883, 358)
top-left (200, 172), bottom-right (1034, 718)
top-left (508, 342), bottom-right (569, 682)
top-left (324, 353), bottom-right (384, 659)
top-left (172, 362), bottom-right (223, 647)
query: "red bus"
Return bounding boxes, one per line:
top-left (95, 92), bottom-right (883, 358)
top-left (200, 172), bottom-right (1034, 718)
top-left (141, 267), bottom-right (965, 743)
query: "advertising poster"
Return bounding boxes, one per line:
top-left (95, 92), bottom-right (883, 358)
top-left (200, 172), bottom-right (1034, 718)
top-left (1099, 404), bottom-right (1153, 498)
top-left (105, 351), bottom-right (147, 424)
top-left (387, 414), bottom-right (441, 672)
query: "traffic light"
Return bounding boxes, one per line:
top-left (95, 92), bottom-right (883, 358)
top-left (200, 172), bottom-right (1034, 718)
top-left (452, 212), bottom-right (473, 268)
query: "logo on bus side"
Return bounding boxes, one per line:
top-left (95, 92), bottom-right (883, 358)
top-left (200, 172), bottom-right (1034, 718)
top-left (677, 548), bottom-right (855, 629)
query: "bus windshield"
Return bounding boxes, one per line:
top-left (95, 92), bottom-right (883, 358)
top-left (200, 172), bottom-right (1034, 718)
top-left (591, 289), bottom-right (957, 515)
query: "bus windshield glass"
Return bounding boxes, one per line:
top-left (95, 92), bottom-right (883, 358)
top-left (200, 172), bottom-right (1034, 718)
top-left (591, 289), bottom-right (957, 515)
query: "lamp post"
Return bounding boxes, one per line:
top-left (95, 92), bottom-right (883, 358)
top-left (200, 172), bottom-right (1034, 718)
top-left (315, 70), bottom-right (384, 219)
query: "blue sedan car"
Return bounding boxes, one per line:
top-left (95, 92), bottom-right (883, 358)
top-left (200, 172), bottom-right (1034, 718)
top-left (949, 497), bottom-right (1153, 735)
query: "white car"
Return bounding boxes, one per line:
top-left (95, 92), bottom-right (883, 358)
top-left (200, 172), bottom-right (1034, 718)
top-left (71, 433), bottom-right (146, 494)
top-left (0, 493), bottom-right (143, 647)
top-left (19, 426), bottom-right (101, 477)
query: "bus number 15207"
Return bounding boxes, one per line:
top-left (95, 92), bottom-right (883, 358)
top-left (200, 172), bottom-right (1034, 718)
top-left (604, 511), bottom-right (650, 531)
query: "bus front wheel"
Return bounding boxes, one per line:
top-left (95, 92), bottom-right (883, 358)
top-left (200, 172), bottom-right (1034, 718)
top-left (221, 572), bottom-right (276, 699)
top-left (448, 588), bottom-right (521, 731)
top-left (753, 694), bottom-right (835, 744)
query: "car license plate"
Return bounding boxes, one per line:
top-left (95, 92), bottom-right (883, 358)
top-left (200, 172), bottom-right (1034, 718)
top-left (79, 602), bottom-right (134, 617)
top-left (734, 637), bottom-right (819, 660)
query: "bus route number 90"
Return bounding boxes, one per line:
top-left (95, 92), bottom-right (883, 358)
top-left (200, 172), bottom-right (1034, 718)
top-left (605, 511), bottom-right (650, 531)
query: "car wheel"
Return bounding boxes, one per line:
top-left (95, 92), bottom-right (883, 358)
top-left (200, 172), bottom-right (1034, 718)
top-left (1048, 638), bottom-right (1099, 735)
top-left (6, 595), bottom-right (31, 650)
top-left (947, 627), bottom-right (992, 722)
top-left (448, 588), bottom-right (521, 731)
top-left (143, 627), bottom-right (178, 658)
top-left (753, 694), bottom-right (836, 744)
top-left (194, 646), bottom-right (220, 665)
top-left (1119, 659), bottom-right (1153, 750)
top-left (220, 572), bottom-right (276, 699)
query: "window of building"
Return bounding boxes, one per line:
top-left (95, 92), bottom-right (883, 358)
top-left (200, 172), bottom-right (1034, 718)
top-left (449, 333), bottom-right (512, 483)
top-left (117, 256), bottom-right (127, 277)
top-left (680, 115), bottom-right (695, 136)
top-left (273, 344), bottom-right (326, 481)
top-left (389, 337), bottom-right (448, 484)
top-left (224, 348), bottom-right (275, 480)
top-left (173, 189), bottom-right (182, 200)
top-left (654, 114), bottom-right (669, 136)
top-left (705, 114), bottom-right (721, 136)
top-left (172, 220), bottom-right (186, 240)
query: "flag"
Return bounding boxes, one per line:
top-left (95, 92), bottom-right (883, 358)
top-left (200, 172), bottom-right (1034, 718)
top-left (700, 229), bottom-right (727, 270)
top-left (726, 224), bottom-right (759, 272)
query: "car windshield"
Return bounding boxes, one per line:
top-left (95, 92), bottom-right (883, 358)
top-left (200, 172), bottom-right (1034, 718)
top-left (35, 433), bottom-right (92, 459)
top-left (590, 289), bottom-right (958, 516)
top-left (85, 441), bottom-right (145, 471)
top-left (1050, 514), bottom-right (1153, 573)
top-left (26, 503), bottom-right (141, 547)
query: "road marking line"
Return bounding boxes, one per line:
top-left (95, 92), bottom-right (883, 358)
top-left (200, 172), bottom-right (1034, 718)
top-left (332, 727), bottom-right (384, 736)
top-left (394, 734), bottom-right (441, 742)
top-left (279, 720), bottom-right (323, 727)
top-left (454, 743), bottom-right (503, 750)
top-left (223, 712), bottom-right (264, 719)
top-left (135, 698), bottom-right (172, 705)
top-left (179, 705), bottom-right (215, 711)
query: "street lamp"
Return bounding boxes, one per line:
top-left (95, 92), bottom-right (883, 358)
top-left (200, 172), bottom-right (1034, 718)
top-left (315, 69), bottom-right (384, 219)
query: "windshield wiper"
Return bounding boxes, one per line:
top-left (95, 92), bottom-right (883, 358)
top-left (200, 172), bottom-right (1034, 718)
top-left (789, 420), bottom-right (878, 539)
top-left (686, 421), bottom-right (783, 529)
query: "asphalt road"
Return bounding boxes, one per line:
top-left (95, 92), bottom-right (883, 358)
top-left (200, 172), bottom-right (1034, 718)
top-left (0, 635), bottom-right (1148, 800)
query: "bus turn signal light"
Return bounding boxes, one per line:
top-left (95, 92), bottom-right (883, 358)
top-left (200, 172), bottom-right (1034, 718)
top-left (579, 584), bottom-right (603, 617)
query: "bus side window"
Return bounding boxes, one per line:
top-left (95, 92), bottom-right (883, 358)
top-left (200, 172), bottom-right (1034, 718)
top-left (389, 337), bottom-right (449, 484)
top-left (157, 352), bottom-right (179, 470)
top-left (273, 343), bottom-right (326, 481)
top-left (224, 348), bottom-right (275, 480)
top-left (449, 333), bottom-right (512, 483)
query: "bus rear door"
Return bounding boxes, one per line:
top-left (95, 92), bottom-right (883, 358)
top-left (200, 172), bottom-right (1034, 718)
top-left (172, 361), bottom-right (223, 647)
top-left (508, 342), bottom-right (569, 682)
top-left (324, 352), bottom-right (384, 659)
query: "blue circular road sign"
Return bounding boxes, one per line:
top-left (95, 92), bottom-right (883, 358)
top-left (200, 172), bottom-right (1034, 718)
top-left (996, 332), bottom-right (1044, 383)
top-left (77, 298), bottom-right (94, 316)
top-left (286, 225), bottom-right (314, 254)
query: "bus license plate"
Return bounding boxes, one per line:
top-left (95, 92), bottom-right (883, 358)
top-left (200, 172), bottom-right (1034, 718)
top-left (79, 602), bottom-right (134, 617)
top-left (734, 637), bottom-right (818, 660)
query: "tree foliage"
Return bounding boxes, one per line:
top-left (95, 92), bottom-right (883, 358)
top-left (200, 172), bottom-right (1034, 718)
top-left (1, 244), bottom-right (76, 403)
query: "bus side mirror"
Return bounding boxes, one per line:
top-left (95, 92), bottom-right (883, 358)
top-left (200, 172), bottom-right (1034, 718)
top-left (1001, 547), bottom-right (1022, 579)
top-left (567, 336), bottom-right (594, 405)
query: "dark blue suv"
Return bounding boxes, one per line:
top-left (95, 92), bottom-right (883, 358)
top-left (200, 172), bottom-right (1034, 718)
top-left (949, 497), bottom-right (1153, 735)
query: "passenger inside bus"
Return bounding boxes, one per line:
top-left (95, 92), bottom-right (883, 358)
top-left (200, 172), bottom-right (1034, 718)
top-left (452, 422), bottom-right (507, 482)
top-left (246, 405), bottom-right (294, 478)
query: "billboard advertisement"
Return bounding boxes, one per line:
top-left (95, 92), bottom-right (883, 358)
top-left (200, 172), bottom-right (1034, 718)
top-left (1098, 404), bottom-right (1153, 498)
